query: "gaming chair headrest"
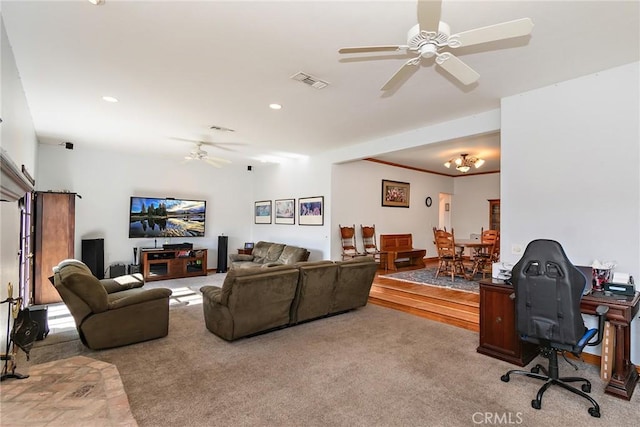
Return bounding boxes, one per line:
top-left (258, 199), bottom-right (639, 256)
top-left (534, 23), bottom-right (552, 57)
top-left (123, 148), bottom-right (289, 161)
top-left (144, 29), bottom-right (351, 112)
top-left (512, 239), bottom-right (585, 291)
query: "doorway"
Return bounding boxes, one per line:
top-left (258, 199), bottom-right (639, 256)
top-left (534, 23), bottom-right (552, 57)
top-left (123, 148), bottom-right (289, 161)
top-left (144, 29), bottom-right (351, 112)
top-left (438, 193), bottom-right (452, 231)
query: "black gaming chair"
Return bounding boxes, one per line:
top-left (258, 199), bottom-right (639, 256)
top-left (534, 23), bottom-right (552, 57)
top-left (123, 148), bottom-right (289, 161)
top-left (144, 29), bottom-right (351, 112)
top-left (500, 239), bottom-right (609, 418)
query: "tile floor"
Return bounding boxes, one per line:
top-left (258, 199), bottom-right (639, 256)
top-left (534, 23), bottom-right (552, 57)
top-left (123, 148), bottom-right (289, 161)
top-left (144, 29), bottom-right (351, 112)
top-left (0, 355), bottom-right (136, 427)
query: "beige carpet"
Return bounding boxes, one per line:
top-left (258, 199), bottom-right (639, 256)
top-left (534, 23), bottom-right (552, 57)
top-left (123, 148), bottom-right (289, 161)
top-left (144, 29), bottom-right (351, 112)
top-left (8, 283), bottom-right (640, 426)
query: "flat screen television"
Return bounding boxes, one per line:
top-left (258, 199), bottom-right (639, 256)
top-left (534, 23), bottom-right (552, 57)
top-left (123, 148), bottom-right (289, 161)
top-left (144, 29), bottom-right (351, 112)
top-left (129, 196), bottom-right (206, 238)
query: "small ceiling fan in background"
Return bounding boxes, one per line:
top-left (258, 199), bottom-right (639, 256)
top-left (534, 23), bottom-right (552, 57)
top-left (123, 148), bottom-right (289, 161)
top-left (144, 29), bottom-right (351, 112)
top-left (338, 0), bottom-right (534, 90)
top-left (171, 137), bottom-right (240, 168)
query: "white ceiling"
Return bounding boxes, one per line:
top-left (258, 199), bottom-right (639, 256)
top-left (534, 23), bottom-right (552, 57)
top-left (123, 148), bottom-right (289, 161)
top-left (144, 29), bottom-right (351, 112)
top-left (2, 1), bottom-right (639, 176)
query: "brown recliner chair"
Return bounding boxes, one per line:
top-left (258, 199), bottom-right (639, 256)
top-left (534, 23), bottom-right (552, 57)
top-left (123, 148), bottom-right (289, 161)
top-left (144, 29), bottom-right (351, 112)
top-left (52, 259), bottom-right (172, 350)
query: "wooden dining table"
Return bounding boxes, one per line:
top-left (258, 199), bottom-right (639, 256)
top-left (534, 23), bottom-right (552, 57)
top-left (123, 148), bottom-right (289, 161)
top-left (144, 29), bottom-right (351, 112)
top-left (455, 240), bottom-right (493, 257)
top-left (456, 240), bottom-right (494, 279)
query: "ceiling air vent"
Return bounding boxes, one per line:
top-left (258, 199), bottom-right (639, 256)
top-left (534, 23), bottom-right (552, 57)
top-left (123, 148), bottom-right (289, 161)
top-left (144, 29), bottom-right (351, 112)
top-left (290, 72), bottom-right (329, 90)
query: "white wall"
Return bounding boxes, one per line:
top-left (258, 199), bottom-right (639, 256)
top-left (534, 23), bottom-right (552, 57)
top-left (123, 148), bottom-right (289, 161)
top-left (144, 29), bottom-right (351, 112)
top-left (331, 160), bottom-right (498, 260)
top-left (501, 62), bottom-right (640, 359)
top-left (249, 155), bottom-right (332, 260)
top-left (36, 144), bottom-right (254, 271)
top-left (1, 17), bottom-right (38, 343)
top-left (331, 160), bottom-right (453, 260)
top-left (451, 173), bottom-right (501, 240)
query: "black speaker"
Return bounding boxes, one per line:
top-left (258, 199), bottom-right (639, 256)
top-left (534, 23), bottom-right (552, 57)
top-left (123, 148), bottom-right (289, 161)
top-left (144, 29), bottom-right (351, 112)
top-left (217, 235), bottom-right (228, 273)
top-left (82, 238), bottom-right (104, 279)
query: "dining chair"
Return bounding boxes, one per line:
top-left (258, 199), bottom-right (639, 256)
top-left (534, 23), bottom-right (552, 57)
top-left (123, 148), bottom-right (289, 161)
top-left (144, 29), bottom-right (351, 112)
top-left (433, 227), bottom-right (467, 281)
top-left (339, 224), bottom-right (364, 260)
top-left (471, 228), bottom-right (500, 278)
top-left (360, 224), bottom-right (382, 264)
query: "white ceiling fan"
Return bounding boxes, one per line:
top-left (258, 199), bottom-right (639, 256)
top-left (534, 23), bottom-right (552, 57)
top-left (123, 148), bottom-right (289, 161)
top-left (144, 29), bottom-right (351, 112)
top-left (338, 0), bottom-right (534, 90)
top-left (171, 137), bottom-right (246, 152)
top-left (182, 142), bottom-right (232, 168)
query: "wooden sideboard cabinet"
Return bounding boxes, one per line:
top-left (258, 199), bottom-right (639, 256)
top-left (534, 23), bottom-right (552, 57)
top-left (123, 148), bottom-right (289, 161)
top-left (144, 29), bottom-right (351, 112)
top-left (141, 248), bottom-right (207, 282)
top-left (477, 279), bottom-right (538, 366)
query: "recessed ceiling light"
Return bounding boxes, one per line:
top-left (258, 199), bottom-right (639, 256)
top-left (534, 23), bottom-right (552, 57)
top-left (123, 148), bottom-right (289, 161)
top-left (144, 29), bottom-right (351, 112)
top-left (269, 103), bottom-right (282, 110)
top-left (102, 96), bottom-right (118, 103)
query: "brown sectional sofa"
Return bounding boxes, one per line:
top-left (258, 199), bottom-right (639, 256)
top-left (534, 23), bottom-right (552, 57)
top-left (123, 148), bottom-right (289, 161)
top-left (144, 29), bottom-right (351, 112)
top-left (201, 256), bottom-right (378, 340)
top-left (228, 241), bottom-right (310, 269)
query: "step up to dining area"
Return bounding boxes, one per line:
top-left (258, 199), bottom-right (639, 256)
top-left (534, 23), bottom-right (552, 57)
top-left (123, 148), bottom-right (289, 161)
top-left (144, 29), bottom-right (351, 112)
top-left (368, 274), bottom-right (480, 332)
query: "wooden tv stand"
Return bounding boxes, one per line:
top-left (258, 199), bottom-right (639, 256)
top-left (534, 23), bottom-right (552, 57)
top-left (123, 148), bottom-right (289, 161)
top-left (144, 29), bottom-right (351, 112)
top-left (141, 248), bottom-right (207, 282)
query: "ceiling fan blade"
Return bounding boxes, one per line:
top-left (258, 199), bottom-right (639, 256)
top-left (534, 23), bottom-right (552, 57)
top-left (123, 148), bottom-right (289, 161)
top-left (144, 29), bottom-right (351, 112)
top-left (206, 156), bottom-right (231, 164)
top-left (417, 0), bottom-right (442, 33)
top-left (435, 53), bottom-right (480, 85)
top-left (451, 18), bottom-right (534, 48)
top-left (204, 159), bottom-right (223, 168)
top-left (339, 45), bottom-right (408, 54)
top-left (171, 137), bottom-right (200, 144)
top-left (381, 58), bottom-right (420, 91)
top-left (202, 142), bottom-right (246, 152)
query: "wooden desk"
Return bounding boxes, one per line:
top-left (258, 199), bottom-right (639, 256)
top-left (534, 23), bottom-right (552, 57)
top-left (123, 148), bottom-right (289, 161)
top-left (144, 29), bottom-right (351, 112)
top-left (478, 278), bottom-right (639, 400)
top-left (581, 290), bottom-right (640, 400)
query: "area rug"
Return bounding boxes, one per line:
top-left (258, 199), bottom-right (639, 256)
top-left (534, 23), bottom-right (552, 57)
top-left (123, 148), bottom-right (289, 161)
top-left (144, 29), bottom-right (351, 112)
top-left (382, 268), bottom-right (480, 293)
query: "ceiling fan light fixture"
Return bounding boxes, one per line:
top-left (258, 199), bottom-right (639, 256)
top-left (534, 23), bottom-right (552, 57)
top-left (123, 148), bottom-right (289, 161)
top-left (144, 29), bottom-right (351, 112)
top-left (457, 165), bottom-right (471, 173)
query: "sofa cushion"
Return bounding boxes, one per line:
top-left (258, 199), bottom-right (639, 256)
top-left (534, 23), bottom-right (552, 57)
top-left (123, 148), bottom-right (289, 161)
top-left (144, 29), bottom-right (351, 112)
top-left (265, 243), bottom-right (286, 263)
top-left (62, 272), bottom-right (109, 313)
top-left (219, 265), bottom-right (296, 305)
top-left (55, 259), bottom-right (93, 275)
top-left (277, 246), bottom-right (307, 265)
top-left (251, 241), bottom-right (273, 263)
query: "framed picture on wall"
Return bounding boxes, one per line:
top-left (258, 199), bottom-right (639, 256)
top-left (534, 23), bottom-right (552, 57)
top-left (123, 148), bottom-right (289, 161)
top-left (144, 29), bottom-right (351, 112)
top-left (381, 179), bottom-right (410, 208)
top-left (298, 196), bottom-right (324, 226)
top-left (254, 200), bottom-right (272, 224)
top-left (274, 198), bottom-right (295, 225)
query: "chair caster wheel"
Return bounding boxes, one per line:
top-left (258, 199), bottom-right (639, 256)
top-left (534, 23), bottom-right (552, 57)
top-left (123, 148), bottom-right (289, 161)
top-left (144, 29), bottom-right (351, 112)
top-left (588, 407), bottom-right (600, 418)
top-left (582, 384), bottom-right (591, 393)
top-left (500, 374), bottom-right (510, 382)
top-left (531, 366), bottom-right (540, 374)
top-left (531, 400), bottom-right (541, 410)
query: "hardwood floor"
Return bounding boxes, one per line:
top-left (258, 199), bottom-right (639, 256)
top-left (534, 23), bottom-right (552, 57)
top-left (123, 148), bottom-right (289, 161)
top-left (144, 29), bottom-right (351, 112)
top-left (368, 264), bottom-right (480, 332)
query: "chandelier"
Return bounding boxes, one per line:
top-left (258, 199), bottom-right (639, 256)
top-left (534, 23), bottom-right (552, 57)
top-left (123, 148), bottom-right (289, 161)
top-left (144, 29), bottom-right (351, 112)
top-left (444, 153), bottom-right (485, 173)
